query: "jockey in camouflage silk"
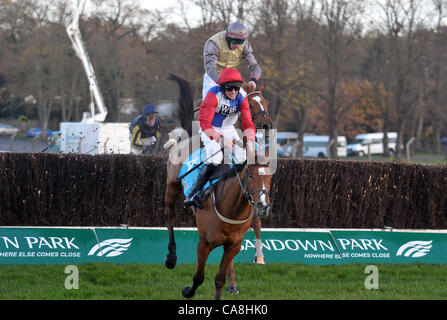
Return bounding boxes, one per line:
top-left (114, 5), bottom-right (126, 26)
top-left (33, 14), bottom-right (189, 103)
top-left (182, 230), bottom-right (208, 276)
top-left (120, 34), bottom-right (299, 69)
top-left (202, 22), bottom-right (261, 99)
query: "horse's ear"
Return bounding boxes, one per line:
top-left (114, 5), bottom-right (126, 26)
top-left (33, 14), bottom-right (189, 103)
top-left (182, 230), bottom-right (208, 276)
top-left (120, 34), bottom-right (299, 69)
top-left (257, 81), bottom-right (264, 92)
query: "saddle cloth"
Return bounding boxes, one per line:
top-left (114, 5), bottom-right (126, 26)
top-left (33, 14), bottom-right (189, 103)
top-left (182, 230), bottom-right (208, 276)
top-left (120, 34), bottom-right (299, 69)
top-left (178, 148), bottom-right (237, 197)
top-left (178, 142), bottom-right (262, 198)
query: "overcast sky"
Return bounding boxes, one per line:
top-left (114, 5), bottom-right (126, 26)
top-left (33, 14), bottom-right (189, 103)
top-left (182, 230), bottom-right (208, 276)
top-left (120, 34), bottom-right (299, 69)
top-left (140, 0), bottom-right (177, 11)
top-left (78, 0), bottom-right (201, 27)
top-left (139, 0), bottom-right (201, 26)
top-left (79, 0), bottom-right (441, 32)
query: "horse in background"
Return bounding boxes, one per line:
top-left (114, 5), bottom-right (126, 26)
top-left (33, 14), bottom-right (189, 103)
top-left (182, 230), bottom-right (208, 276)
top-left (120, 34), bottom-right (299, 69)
top-left (238, 83), bottom-right (272, 265)
top-left (168, 73), bottom-right (272, 265)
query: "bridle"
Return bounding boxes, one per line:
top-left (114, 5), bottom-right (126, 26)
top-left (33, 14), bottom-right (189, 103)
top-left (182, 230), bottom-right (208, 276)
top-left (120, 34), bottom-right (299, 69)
top-left (247, 91), bottom-right (270, 119)
top-left (237, 163), bottom-right (270, 206)
top-left (210, 162), bottom-right (270, 225)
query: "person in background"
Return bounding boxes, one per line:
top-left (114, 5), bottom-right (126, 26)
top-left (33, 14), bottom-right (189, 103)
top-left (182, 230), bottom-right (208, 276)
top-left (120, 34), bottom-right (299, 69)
top-left (129, 104), bottom-right (161, 155)
top-left (202, 21), bottom-right (262, 99)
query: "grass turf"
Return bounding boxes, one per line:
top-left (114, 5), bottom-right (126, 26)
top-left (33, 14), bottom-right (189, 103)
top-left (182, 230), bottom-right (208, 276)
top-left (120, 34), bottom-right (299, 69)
top-left (0, 263), bottom-right (446, 300)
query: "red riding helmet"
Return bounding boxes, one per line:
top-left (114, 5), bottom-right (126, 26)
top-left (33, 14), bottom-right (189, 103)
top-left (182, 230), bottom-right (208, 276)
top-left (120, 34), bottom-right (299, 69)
top-left (218, 68), bottom-right (243, 86)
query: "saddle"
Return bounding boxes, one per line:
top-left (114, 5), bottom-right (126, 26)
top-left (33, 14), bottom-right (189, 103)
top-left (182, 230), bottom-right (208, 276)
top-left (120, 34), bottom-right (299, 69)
top-left (178, 148), bottom-right (243, 201)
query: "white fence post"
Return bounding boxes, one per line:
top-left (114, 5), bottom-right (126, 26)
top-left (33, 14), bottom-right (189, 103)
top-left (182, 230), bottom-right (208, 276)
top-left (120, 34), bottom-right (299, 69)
top-left (406, 137), bottom-right (415, 163)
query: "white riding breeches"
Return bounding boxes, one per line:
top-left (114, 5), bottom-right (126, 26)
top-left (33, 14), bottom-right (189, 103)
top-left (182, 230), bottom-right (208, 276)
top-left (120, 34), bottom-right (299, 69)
top-left (202, 73), bottom-right (247, 100)
top-left (200, 126), bottom-right (246, 166)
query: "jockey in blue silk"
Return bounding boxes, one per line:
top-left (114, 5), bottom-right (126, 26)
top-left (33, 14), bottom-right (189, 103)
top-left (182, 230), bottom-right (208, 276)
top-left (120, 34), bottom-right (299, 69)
top-left (184, 68), bottom-right (256, 209)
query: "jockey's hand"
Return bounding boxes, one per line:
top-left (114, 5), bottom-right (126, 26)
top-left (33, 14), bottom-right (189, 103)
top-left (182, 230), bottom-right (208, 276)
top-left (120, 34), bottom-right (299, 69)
top-left (247, 80), bottom-right (256, 91)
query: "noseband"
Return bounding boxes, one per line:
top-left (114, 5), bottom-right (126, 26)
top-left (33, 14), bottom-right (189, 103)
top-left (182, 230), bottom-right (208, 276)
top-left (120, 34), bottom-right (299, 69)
top-left (210, 163), bottom-right (270, 225)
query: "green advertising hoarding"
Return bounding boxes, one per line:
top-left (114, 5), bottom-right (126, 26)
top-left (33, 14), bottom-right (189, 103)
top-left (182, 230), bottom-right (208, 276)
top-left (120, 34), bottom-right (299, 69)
top-left (0, 227), bottom-right (445, 265)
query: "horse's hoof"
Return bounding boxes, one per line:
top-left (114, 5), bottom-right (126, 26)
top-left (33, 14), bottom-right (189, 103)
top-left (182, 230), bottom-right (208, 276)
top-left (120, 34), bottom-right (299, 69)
top-left (227, 286), bottom-right (239, 295)
top-left (253, 255), bottom-right (265, 265)
top-left (182, 286), bottom-right (195, 298)
top-left (165, 254), bottom-right (177, 269)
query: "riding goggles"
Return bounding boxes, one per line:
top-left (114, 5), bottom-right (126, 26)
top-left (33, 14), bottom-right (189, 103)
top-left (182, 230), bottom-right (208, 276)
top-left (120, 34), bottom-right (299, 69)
top-left (229, 38), bottom-right (245, 45)
top-left (223, 84), bottom-right (241, 92)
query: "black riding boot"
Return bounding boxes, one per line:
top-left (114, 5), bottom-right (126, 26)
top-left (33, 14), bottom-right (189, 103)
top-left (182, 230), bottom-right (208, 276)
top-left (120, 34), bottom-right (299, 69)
top-left (183, 164), bottom-right (216, 209)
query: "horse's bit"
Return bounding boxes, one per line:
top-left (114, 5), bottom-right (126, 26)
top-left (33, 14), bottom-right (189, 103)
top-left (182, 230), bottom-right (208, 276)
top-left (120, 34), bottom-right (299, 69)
top-left (237, 164), bottom-right (270, 206)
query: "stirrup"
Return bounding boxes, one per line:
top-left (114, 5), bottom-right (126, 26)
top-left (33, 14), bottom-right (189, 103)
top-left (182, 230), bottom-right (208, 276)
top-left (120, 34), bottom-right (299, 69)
top-left (184, 193), bottom-right (203, 209)
top-left (191, 193), bottom-right (203, 209)
top-left (183, 196), bottom-right (195, 207)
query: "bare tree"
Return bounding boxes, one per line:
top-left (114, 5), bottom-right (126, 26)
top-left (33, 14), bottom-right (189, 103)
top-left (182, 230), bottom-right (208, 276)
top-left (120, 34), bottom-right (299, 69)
top-left (0, 0), bottom-right (38, 43)
top-left (78, 0), bottom-right (163, 121)
top-left (1, 0), bottom-right (59, 132)
top-left (22, 28), bottom-right (58, 133)
top-left (361, 32), bottom-right (396, 156)
top-left (284, 0), bottom-right (319, 156)
top-left (374, 0), bottom-right (429, 159)
top-left (308, 0), bottom-right (365, 157)
top-left (426, 0), bottom-right (447, 154)
top-left (254, 0), bottom-right (293, 127)
top-left (189, 0), bottom-right (254, 27)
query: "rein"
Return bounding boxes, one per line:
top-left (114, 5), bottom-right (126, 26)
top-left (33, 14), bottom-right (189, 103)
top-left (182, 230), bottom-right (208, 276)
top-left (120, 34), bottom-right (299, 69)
top-left (246, 90), bottom-right (262, 98)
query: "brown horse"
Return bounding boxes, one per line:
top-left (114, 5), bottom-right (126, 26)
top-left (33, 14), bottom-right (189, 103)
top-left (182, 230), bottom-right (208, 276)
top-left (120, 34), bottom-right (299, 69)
top-left (240, 83), bottom-right (272, 265)
top-left (164, 141), bottom-right (272, 299)
top-left (186, 79), bottom-right (273, 265)
top-left (164, 75), bottom-right (273, 299)
top-left (168, 73), bottom-right (273, 265)
top-left (242, 82), bottom-right (272, 133)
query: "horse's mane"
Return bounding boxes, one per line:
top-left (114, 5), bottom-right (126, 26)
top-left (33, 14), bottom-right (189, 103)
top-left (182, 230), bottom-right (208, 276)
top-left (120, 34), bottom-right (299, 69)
top-left (168, 73), bottom-right (194, 137)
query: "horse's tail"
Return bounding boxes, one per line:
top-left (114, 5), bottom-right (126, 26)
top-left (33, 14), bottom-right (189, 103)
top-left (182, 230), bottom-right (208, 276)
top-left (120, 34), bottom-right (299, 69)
top-left (163, 138), bottom-right (177, 150)
top-left (168, 73), bottom-right (195, 137)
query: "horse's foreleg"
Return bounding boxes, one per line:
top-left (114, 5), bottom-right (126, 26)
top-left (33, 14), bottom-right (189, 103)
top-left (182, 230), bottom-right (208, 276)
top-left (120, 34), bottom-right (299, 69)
top-left (165, 182), bottom-right (180, 269)
top-left (252, 214), bottom-right (265, 265)
top-left (226, 260), bottom-right (239, 295)
top-left (215, 243), bottom-right (241, 300)
top-left (182, 238), bottom-right (212, 298)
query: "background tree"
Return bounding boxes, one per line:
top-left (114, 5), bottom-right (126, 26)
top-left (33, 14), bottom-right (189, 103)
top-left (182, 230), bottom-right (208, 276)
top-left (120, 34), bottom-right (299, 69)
top-left (308, 0), bottom-right (365, 157)
top-left (375, 0), bottom-right (428, 159)
top-left (0, 0), bottom-right (447, 160)
top-left (424, 0), bottom-right (447, 154)
top-left (360, 32), bottom-right (397, 155)
top-left (255, 0), bottom-right (293, 128)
